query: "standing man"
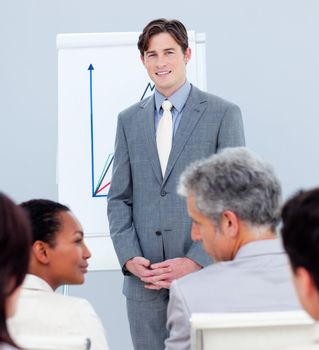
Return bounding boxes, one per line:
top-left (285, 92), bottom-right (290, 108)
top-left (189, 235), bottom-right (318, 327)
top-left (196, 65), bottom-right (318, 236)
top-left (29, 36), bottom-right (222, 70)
top-left (107, 18), bottom-right (245, 350)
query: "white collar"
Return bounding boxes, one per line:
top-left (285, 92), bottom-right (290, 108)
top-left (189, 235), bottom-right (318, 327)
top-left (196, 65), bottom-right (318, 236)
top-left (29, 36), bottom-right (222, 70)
top-left (22, 274), bottom-right (54, 292)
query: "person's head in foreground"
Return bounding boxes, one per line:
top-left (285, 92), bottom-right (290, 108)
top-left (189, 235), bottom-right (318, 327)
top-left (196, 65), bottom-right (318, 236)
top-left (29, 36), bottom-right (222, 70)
top-left (281, 188), bottom-right (319, 320)
top-left (138, 18), bottom-right (191, 97)
top-left (0, 192), bottom-right (31, 348)
top-left (178, 147), bottom-right (282, 260)
top-left (20, 199), bottom-right (91, 290)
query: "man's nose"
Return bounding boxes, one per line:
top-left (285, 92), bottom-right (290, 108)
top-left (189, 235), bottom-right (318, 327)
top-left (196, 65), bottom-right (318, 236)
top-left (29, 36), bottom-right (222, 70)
top-left (156, 54), bottom-right (167, 68)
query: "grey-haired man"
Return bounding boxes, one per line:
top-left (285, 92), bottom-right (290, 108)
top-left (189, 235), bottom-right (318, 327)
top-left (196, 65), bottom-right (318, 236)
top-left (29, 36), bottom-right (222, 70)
top-left (165, 147), bottom-right (300, 350)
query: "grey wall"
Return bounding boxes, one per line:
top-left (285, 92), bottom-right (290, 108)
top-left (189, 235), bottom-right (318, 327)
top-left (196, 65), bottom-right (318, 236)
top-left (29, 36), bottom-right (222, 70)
top-left (1, 1), bottom-right (319, 350)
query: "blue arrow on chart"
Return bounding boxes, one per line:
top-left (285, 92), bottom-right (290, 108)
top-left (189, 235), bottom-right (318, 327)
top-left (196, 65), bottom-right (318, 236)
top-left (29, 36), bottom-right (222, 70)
top-left (88, 64), bottom-right (114, 198)
top-left (88, 72), bottom-right (153, 198)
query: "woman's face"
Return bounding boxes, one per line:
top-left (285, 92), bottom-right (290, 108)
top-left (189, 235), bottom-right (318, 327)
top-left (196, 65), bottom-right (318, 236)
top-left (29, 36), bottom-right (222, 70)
top-left (5, 284), bottom-right (22, 319)
top-left (46, 211), bottom-right (91, 290)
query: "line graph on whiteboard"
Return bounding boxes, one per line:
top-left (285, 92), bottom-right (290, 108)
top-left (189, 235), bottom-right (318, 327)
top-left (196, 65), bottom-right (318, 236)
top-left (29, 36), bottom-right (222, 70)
top-left (88, 64), bottom-right (155, 198)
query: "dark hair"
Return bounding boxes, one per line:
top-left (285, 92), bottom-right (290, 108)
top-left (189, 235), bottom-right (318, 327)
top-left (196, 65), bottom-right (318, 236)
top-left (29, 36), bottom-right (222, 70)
top-left (20, 199), bottom-right (70, 247)
top-left (281, 188), bottom-right (319, 291)
top-left (0, 192), bottom-right (31, 347)
top-left (138, 18), bottom-right (188, 55)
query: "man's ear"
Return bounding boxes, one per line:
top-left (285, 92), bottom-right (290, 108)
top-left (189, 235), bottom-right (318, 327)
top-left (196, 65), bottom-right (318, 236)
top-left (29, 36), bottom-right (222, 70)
top-left (140, 54), bottom-right (145, 65)
top-left (32, 240), bottom-right (50, 265)
top-left (220, 210), bottom-right (239, 238)
top-left (184, 47), bottom-right (192, 64)
top-left (293, 266), bottom-right (319, 320)
top-left (294, 267), bottom-right (315, 298)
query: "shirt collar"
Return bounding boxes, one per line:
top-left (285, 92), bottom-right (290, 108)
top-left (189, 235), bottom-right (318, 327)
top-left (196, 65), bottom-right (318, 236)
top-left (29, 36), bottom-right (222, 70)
top-left (23, 273), bottom-right (54, 292)
top-left (154, 81), bottom-right (191, 113)
top-left (235, 239), bottom-right (284, 260)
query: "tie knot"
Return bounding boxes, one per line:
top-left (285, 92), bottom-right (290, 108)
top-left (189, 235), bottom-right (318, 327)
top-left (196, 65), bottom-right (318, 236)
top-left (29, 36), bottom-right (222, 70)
top-left (162, 100), bottom-right (173, 111)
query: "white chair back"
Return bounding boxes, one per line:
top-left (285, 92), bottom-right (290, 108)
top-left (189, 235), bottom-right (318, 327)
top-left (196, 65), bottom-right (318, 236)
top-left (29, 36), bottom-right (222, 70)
top-left (191, 310), bottom-right (314, 350)
top-left (15, 335), bottom-right (91, 350)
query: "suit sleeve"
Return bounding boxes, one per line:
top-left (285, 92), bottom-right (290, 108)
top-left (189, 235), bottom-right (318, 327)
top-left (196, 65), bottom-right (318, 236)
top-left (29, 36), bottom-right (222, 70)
top-left (185, 241), bottom-right (213, 267)
top-left (107, 114), bottom-right (142, 268)
top-left (165, 281), bottom-right (192, 350)
top-left (217, 103), bottom-right (245, 150)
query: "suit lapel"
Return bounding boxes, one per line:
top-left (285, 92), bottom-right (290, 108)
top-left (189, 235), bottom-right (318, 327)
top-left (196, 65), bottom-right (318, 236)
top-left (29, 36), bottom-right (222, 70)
top-left (163, 86), bottom-right (207, 184)
top-left (141, 96), bottom-right (163, 184)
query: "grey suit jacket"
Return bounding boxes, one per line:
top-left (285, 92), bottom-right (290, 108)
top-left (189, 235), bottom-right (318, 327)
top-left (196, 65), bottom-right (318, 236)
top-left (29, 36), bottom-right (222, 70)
top-left (107, 85), bottom-right (245, 301)
top-left (165, 239), bottom-right (301, 350)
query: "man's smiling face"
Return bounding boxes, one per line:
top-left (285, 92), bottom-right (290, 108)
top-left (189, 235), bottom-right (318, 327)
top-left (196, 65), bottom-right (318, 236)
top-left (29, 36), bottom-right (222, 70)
top-left (141, 32), bottom-right (191, 97)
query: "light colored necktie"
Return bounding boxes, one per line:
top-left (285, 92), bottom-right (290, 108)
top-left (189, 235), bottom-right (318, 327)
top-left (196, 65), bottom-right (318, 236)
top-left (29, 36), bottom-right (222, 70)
top-left (157, 100), bottom-right (173, 176)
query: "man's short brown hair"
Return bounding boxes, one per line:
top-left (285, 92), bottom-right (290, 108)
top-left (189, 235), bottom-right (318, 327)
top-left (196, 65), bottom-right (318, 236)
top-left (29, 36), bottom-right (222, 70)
top-left (138, 18), bottom-right (189, 55)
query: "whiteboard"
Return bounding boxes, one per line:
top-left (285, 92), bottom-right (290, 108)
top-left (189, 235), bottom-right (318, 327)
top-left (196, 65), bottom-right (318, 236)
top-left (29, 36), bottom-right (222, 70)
top-left (57, 31), bottom-right (206, 270)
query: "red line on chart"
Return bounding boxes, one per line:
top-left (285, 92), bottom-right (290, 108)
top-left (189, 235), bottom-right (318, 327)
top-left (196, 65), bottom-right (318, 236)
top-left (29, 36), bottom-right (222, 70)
top-left (96, 181), bottom-right (111, 194)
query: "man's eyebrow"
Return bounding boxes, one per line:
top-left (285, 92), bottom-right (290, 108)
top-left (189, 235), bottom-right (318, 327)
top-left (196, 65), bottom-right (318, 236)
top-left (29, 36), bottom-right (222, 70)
top-left (145, 48), bottom-right (175, 54)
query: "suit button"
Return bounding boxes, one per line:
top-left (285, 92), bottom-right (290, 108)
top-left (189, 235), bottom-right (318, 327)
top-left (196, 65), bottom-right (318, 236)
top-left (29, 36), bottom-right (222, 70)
top-left (155, 231), bottom-right (162, 236)
top-left (160, 191), bottom-right (167, 197)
